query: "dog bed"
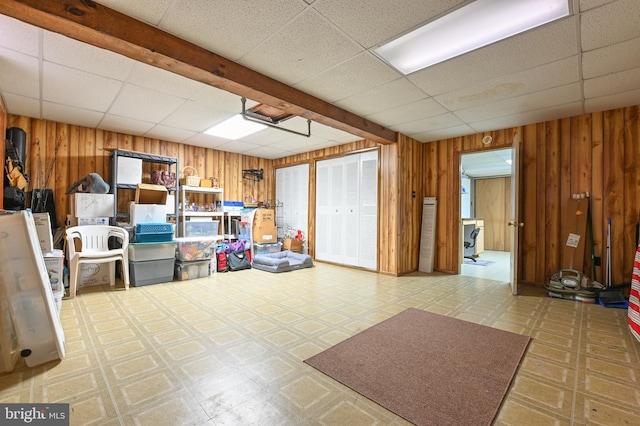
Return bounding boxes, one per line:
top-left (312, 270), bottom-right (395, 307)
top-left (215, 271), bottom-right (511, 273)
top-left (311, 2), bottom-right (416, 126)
top-left (252, 250), bottom-right (313, 273)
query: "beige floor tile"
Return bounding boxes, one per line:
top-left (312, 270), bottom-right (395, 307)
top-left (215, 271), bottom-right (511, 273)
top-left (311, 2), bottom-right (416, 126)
top-left (3, 258), bottom-right (640, 425)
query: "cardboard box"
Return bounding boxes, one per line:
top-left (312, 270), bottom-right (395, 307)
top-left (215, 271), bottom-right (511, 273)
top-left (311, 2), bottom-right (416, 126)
top-left (70, 193), bottom-right (114, 218)
top-left (43, 249), bottom-right (64, 292)
top-left (283, 238), bottom-right (303, 253)
top-left (77, 217), bottom-right (109, 226)
top-left (253, 225), bottom-right (277, 244)
top-left (253, 209), bottom-right (275, 227)
top-left (33, 213), bottom-right (53, 253)
top-left (78, 263), bottom-right (111, 287)
top-left (116, 156), bottom-right (142, 185)
top-left (130, 204), bottom-right (167, 225)
top-left (135, 183), bottom-right (168, 205)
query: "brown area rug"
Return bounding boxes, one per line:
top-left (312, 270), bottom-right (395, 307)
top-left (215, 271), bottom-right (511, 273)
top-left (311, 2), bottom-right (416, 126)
top-left (304, 308), bottom-right (530, 426)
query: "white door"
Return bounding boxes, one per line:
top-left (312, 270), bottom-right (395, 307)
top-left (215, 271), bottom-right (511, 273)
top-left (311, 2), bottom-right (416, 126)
top-left (276, 164), bottom-right (309, 252)
top-left (315, 151), bottom-right (378, 268)
top-left (509, 140), bottom-right (521, 295)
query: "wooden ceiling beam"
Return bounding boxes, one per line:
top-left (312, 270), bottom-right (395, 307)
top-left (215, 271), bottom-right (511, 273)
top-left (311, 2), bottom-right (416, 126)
top-left (0, 0), bottom-right (397, 144)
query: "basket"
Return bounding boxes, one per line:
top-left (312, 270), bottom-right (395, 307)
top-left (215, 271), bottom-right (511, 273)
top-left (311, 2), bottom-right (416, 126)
top-left (180, 166), bottom-right (200, 187)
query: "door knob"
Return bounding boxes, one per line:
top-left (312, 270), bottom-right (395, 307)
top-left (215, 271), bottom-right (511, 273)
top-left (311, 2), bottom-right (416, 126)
top-left (508, 221), bottom-right (524, 227)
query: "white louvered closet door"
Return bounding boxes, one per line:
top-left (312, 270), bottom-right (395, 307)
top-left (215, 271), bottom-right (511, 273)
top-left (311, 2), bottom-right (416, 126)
top-left (275, 164), bottom-right (309, 253)
top-left (315, 151), bottom-right (378, 269)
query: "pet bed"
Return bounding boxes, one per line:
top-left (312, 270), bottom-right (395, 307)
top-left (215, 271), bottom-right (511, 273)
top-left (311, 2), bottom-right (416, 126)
top-left (252, 250), bottom-right (313, 273)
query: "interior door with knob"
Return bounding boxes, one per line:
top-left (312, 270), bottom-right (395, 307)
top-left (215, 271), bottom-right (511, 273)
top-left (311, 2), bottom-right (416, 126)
top-left (509, 139), bottom-right (520, 295)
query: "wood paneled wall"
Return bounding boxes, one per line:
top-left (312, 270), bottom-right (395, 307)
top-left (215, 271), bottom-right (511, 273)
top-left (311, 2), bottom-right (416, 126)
top-left (6, 114), bottom-right (274, 228)
top-left (424, 105), bottom-right (640, 287)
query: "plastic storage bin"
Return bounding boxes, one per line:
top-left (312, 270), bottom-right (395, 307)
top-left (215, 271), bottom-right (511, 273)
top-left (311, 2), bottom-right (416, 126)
top-left (185, 220), bottom-right (219, 237)
top-left (175, 237), bottom-right (217, 261)
top-left (134, 223), bottom-right (174, 243)
top-left (129, 241), bottom-right (177, 261)
top-left (253, 242), bottom-right (283, 255)
top-left (174, 260), bottom-right (211, 281)
top-left (129, 258), bottom-right (175, 286)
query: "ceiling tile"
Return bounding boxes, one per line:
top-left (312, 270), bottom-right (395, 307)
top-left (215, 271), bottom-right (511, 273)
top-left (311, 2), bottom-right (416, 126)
top-left (584, 67), bottom-right (640, 99)
top-left (43, 31), bottom-right (135, 80)
top-left (0, 47), bottom-right (40, 98)
top-left (585, 88), bottom-right (640, 113)
top-left (99, 114), bottom-right (155, 135)
top-left (43, 62), bottom-right (123, 111)
top-left (182, 133), bottom-right (232, 150)
top-left (580, 0), bottom-right (618, 11)
top-left (435, 57), bottom-right (580, 112)
top-left (2, 93), bottom-right (40, 118)
top-left (392, 113), bottom-right (465, 135)
top-left (294, 52), bottom-right (401, 103)
top-left (0, 15), bottom-right (39, 57)
top-left (470, 102), bottom-right (583, 132)
top-left (94, 0), bottom-right (174, 25)
top-left (367, 98), bottom-right (448, 128)
top-left (143, 124), bottom-right (197, 143)
top-left (409, 17), bottom-right (579, 96)
top-left (456, 83), bottom-right (583, 123)
top-left (161, 103), bottom-right (231, 133)
top-left (214, 140), bottom-right (263, 155)
top-left (244, 145), bottom-right (294, 160)
top-left (336, 78), bottom-right (427, 117)
top-left (412, 124), bottom-right (476, 143)
top-left (239, 10), bottom-right (363, 85)
top-left (582, 37), bottom-right (640, 78)
top-left (127, 63), bottom-right (208, 99)
top-left (108, 83), bottom-right (188, 122)
top-left (581, 0), bottom-right (640, 51)
top-left (42, 102), bottom-right (104, 129)
top-left (160, 0), bottom-right (306, 62)
top-left (315, 0), bottom-right (466, 48)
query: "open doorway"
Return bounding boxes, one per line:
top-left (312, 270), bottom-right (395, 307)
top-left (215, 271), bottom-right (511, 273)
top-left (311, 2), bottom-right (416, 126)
top-left (460, 148), bottom-right (514, 283)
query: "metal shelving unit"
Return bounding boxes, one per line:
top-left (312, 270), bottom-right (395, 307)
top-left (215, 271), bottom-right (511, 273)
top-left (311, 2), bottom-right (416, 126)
top-left (109, 149), bottom-right (179, 226)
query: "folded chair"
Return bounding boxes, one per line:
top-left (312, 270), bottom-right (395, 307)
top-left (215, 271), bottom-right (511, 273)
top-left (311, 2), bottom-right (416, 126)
top-left (65, 225), bottom-right (130, 298)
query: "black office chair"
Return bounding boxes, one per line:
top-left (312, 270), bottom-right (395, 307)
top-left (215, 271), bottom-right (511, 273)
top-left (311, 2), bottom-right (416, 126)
top-left (464, 227), bottom-right (481, 262)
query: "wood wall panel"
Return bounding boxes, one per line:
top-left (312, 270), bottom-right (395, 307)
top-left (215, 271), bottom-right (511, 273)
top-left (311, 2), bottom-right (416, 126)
top-left (7, 115), bottom-right (273, 229)
top-left (424, 106), bottom-right (640, 288)
top-left (475, 177), bottom-right (510, 251)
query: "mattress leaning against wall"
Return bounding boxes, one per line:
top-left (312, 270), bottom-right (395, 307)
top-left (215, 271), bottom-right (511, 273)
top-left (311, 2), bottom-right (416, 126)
top-left (0, 210), bottom-right (65, 368)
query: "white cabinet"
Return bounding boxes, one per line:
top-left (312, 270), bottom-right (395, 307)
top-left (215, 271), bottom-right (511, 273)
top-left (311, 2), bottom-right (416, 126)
top-left (178, 186), bottom-right (224, 238)
top-left (315, 150), bottom-right (378, 269)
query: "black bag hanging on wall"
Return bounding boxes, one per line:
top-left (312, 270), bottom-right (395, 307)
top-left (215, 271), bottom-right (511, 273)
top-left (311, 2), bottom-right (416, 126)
top-left (227, 250), bottom-right (251, 271)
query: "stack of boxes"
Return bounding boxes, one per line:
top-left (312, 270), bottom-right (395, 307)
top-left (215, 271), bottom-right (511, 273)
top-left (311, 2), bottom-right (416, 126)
top-left (128, 184), bottom-right (176, 286)
top-left (67, 192), bottom-right (115, 288)
top-left (252, 209), bottom-right (282, 255)
top-left (174, 237), bottom-right (216, 280)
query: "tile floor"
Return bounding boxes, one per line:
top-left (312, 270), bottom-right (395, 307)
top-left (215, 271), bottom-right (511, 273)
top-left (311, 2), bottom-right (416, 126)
top-left (1, 260), bottom-right (639, 425)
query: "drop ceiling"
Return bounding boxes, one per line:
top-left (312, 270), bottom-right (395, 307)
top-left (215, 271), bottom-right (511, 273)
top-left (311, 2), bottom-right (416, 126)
top-left (0, 0), bottom-right (639, 160)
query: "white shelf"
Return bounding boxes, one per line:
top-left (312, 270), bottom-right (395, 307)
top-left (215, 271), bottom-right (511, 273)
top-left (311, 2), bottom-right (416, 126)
top-left (179, 186), bottom-right (224, 238)
top-left (178, 212), bottom-right (223, 217)
top-left (180, 186), bottom-right (223, 194)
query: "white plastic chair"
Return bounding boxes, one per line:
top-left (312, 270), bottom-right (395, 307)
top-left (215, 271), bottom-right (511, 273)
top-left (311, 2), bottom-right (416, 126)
top-left (65, 225), bottom-right (130, 298)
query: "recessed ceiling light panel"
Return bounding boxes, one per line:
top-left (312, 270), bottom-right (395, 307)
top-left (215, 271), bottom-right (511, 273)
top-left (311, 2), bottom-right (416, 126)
top-left (373, 0), bottom-right (570, 75)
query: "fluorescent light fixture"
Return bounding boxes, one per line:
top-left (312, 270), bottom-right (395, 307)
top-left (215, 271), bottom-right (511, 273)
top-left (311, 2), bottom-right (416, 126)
top-left (373, 0), bottom-right (570, 75)
top-left (204, 114), bottom-right (266, 139)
